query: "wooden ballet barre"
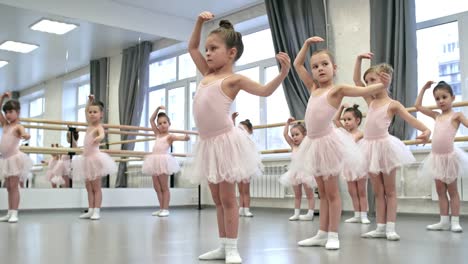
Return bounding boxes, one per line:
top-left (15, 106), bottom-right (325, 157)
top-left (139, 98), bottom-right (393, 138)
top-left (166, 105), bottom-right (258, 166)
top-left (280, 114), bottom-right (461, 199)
top-left (260, 148), bottom-right (291, 154)
top-left (403, 136), bottom-right (468, 146)
top-left (101, 137), bottom-right (156, 147)
top-left (115, 158), bottom-right (144, 162)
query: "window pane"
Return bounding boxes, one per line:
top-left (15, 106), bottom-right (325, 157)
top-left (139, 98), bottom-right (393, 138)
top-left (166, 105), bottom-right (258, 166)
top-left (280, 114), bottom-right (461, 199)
top-left (149, 57), bottom-right (177, 87)
top-left (78, 84), bottom-right (90, 105)
top-left (236, 29), bottom-right (276, 66)
top-left (135, 99), bottom-right (148, 152)
top-left (416, 0), bottom-right (468, 23)
top-left (178, 53), bottom-right (196, 79)
top-left (148, 89), bottom-right (166, 112)
top-left (29, 97), bottom-right (44, 117)
top-left (77, 107), bottom-right (86, 123)
top-left (265, 66), bottom-right (290, 150)
top-left (235, 67), bottom-right (260, 125)
top-left (168, 87), bottom-right (185, 153)
top-left (417, 22), bottom-right (461, 135)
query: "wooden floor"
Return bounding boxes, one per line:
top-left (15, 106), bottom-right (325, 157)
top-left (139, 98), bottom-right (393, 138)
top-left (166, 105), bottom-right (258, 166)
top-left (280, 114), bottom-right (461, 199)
top-left (0, 207), bottom-right (466, 264)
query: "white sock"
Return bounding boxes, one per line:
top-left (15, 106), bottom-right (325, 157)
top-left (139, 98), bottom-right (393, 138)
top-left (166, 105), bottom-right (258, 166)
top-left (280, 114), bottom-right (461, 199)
top-left (307, 209), bottom-right (314, 216)
top-left (376, 223), bottom-right (386, 232)
top-left (317, 230), bottom-right (328, 238)
top-left (294, 208), bottom-right (300, 215)
top-left (386, 222), bottom-right (396, 233)
top-left (244, 208), bottom-right (251, 214)
top-left (441, 215), bottom-right (450, 224)
top-left (451, 216), bottom-right (460, 224)
top-left (328, 232), bottom-right (339, 240)
top-left (354, 211), bottom-right (360, 218)
top-left (360, 211), bottom-right (368, 218)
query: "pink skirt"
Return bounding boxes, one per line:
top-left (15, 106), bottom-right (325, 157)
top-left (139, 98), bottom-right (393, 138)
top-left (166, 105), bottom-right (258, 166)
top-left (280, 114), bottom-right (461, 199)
top-left (142, 153), bottom-right (180, 176)
top-left (279, 170), bottom-right (316, 188)
top-left (0, 151), bottom-right (33, 181)
top-left (289, 128), bottom-right (366, 181)
top-left (46, 159), bottom-right (58, 181)
top-left (419, 146), bottom-right (468, 184)
top-left (359, 135), bottom-right (415, 175)
top-left (182, 127), bottom-right (263, 184)
top-left (71, 152), bottom-right (117, 181)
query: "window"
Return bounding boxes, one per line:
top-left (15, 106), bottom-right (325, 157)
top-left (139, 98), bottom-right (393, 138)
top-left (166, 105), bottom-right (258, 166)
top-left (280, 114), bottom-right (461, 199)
top-left (138, 52), bottom-right (196, 153)
top-left (27, 97), bottom-right (45, 163)
top-left (416, 5), bottom-right (468, 138)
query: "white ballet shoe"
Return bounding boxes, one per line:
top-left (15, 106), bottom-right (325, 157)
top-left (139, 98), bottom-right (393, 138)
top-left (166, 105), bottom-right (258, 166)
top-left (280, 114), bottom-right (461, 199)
top-left (426, 222), bottom-right (450, 231)
top-left (79, 208), bottom-right (94, 219)
top-left (325, 239), bottom-right (340, 250)
top-left (0, 210), bottom-right (12, 222)
top-left (238, 207), bottom-right (245, 217)
top-left (7, 211), bottom-right (18, 223)
top-left (451, 223), bottom-right (463, 233)
top-left (361, 229), bottom-right (386, 239)
top-left (360, 217), bottom-right (371, 224)
top-left (199, 247), bottom-right (225, 260)
top-left (151, 210), bottom-right (161, 216)
top-left (224, 238), bottom-right (242, 264)
top-left (158, 210), bottom-right (170, 217)
top-left (298, 214), bottom-right (314, 221)
top-left (298, 232), bottom-right (328, 247)
top-left (243, 208), bottom-right (253, 217)
top-left (386, 232), bottom-right (400, 241)
top-left (90, 208), bottom-right (100, 220)
top-left (344, 216), bottom-right (361, 223)
top-left (289, 214), bottom-right (300, 221)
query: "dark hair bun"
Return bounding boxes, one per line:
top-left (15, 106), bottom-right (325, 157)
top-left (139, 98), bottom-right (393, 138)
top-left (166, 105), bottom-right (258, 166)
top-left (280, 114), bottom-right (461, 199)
top-left (219, 20), bottom-right (234, 30)
top-left (353, 104), bottom-right (359, 109)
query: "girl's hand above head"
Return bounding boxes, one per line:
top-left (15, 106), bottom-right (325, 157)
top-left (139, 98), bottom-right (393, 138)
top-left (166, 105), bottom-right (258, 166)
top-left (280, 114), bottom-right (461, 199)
top-left (198, 11), bottom-right (214, 22)
top-left (276, 52), bottom-right (291, 75)
top-left (232, 112), bottom-right (239, 120)
top-left (184, 134), bottom-right (190, 141)
top-left (358, 52), bottom-right (374, 60)
top-left (21, 134), bottom-right (31, 140)
top-left (2, 92), bottom-right (11, 98)
top-left (158, 105), bottom-right (166, 110)
top-left (287, 117), bottom-right (296, 124)
top-left (305, 36), bottom-right (325, 45)
top-left (88, 94), bottom-right (95, 102)
top-left (422, 81), bottom-right (435, 90)
top-left (342, 103), bottom-right (350, 108)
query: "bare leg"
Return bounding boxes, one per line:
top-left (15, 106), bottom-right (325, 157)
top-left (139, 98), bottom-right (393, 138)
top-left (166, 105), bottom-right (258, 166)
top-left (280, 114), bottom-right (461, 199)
top-left (219, 181), bottom-right (238, 238)
top-left (292, 185), bottom-right (303, 209)
top-left (324, 176), bottom-right (341, 232)
top-left (382, 170), bottom-right (397, 223)
top-left (158, 174), bottom-right (170, 210)
top-left (152, 175), bottom-right (163, 208)
top-left (209, 183), bottom-right (226, 238)
top-left (91, 179), bottom-right (102, 208)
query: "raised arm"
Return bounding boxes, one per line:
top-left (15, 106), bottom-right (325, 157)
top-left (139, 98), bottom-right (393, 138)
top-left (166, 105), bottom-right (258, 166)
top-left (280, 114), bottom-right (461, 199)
top-left (235, 52), bottom-right (290, 97)
top-left (283, 117), bottom-right (295, 148)
top-left (188, 11), bottom-right (214, 76)
top-left (15, 124), bottom-right (30, 140)
top-left (415, 81), bottom-right (438, 119)
top-left (93, 125), bottom-right (106, 144)
top-left (150, 106), bottom-right (165, 136)
top-left (455, 112), bottom-right (468, 128)
top-left (85, 94), bottom-right (94, 123)
top-left (0, 92), bottom-right (11, 126)
top-left (333, 104), bottom-right (347, 128)
top-left (293, 36), bottom-right (324, 92)
top-left (353, 53), bottom-right (373, 104)
top-left (169, 134), bottom-right (190, 143)
top-left (334, 73), bottom-right (390, 98)
top-left (393, 101), bottom-right (431, 143)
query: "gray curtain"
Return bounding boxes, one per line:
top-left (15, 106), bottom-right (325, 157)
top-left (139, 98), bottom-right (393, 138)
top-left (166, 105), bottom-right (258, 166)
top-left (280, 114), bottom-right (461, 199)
top-left (265, 0), bottom-right (327, 119)
top-left (115, 41), bottom-right (153, 187)
top-left (370, 0), bottom-right (417, 140)
top-left (90, 57), bottom-right (110, 187)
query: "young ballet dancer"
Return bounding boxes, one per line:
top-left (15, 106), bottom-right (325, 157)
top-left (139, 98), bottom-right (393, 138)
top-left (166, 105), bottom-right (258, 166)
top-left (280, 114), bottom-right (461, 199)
top-left (72, 95), bottom-right (117, 220)
top-left (142, 105), bottom-right (190, 217)
top-left (0, 92), bottom-right (33, 223)
top-left (187, 11), bottom-right (290, 263)
top-left (280, 117), bottom-right (316, 221)
top-left (53, 130), bottom-right (79, 188)
top-left (354, 53), bottom-right (431, 241)
top-left (43, 144), bottom-right (63, 188)
top-left (416, 80), bottom-right (468, 232)
top-left (290, 37), bottom-right (390, 250)
top-left (333, 104), bottom-right (370, 224)
top-left (232, 112), bottom-right (255, 217)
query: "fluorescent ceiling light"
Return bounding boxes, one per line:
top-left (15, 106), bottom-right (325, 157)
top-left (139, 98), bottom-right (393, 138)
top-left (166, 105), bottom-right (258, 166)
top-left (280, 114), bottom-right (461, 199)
top-left (0, 41), bottom-right (39, 53)
top-left (0, 61), bottom-right (8, 68)
top-left (30, 19), bottom-right (78, 35)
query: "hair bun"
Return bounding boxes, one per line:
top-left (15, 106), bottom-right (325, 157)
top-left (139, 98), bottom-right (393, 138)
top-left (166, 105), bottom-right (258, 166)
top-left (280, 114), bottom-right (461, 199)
top-left (353, 104), bottom-right (359, 109)
top-left (219, 20), bottom-right (234, 30)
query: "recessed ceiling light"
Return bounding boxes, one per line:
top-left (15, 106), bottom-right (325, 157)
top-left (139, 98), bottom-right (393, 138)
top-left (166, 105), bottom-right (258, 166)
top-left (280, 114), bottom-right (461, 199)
top-left (30, 19), bottom-right (78, 35)
top-left (0, 61), bottom-right (8, 68)
top-left (0, 41), bottom-right (39, 53)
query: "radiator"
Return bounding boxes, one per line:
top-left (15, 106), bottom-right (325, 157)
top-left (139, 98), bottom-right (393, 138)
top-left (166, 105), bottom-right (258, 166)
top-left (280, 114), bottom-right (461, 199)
top-left (247, 165), bottom-right (287, 198)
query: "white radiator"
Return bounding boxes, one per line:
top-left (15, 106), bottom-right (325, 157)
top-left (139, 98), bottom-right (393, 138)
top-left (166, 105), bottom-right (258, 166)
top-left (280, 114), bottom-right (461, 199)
top-left (248, 165), bottom-right (287, 198)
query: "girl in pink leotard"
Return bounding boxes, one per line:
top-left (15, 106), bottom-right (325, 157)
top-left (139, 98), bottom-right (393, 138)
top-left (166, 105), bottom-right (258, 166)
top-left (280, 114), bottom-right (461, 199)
top-left (0, 92), bottom-right (33, 223)
top-left (354, 53), bottom-right (431, 241)
top-left (187, 11), bottom-right (290, 263)
top-left (291, 37), bottom-right (390, 250)
top-left (416, 81), bottom-right (468, 233)
top-left (142, 105), bottom-right (190, 218)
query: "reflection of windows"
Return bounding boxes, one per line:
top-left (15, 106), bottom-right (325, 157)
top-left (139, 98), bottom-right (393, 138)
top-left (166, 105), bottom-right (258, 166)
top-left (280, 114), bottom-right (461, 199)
top-left (27, 96), bottom-right (45, 163)
top-left (416, 6), bottom-right (468, 137)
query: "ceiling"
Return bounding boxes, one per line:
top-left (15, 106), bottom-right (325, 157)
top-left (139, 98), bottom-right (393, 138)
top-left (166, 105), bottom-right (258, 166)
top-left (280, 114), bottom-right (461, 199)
top-left (0, 0), bottom-right (262, 92)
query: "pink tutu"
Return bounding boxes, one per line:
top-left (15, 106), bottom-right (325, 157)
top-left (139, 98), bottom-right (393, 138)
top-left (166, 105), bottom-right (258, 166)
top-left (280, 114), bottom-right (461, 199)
top-left (183, 127), bottom-right (263, 184)
top-left (71, 152), bottom-right (117, 181)
top-left (359, 135), bottom-right (415, 175)
top-left (288, 128), bottom-right (366, 181)
top-left (419, 146), bottom-right (468, 184)
top-left (46, 159), bottom-right (58, 181)
top-left (280, 152), bottom-right (317, 187)
top-left (142, 153), bottom-right (180, 176)
top-left (51, 175), bottom-right (65, 186)
top-left (53, 156), bottom-right (71, 178)
top-left (0, 152), bottom-right (33, 181)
